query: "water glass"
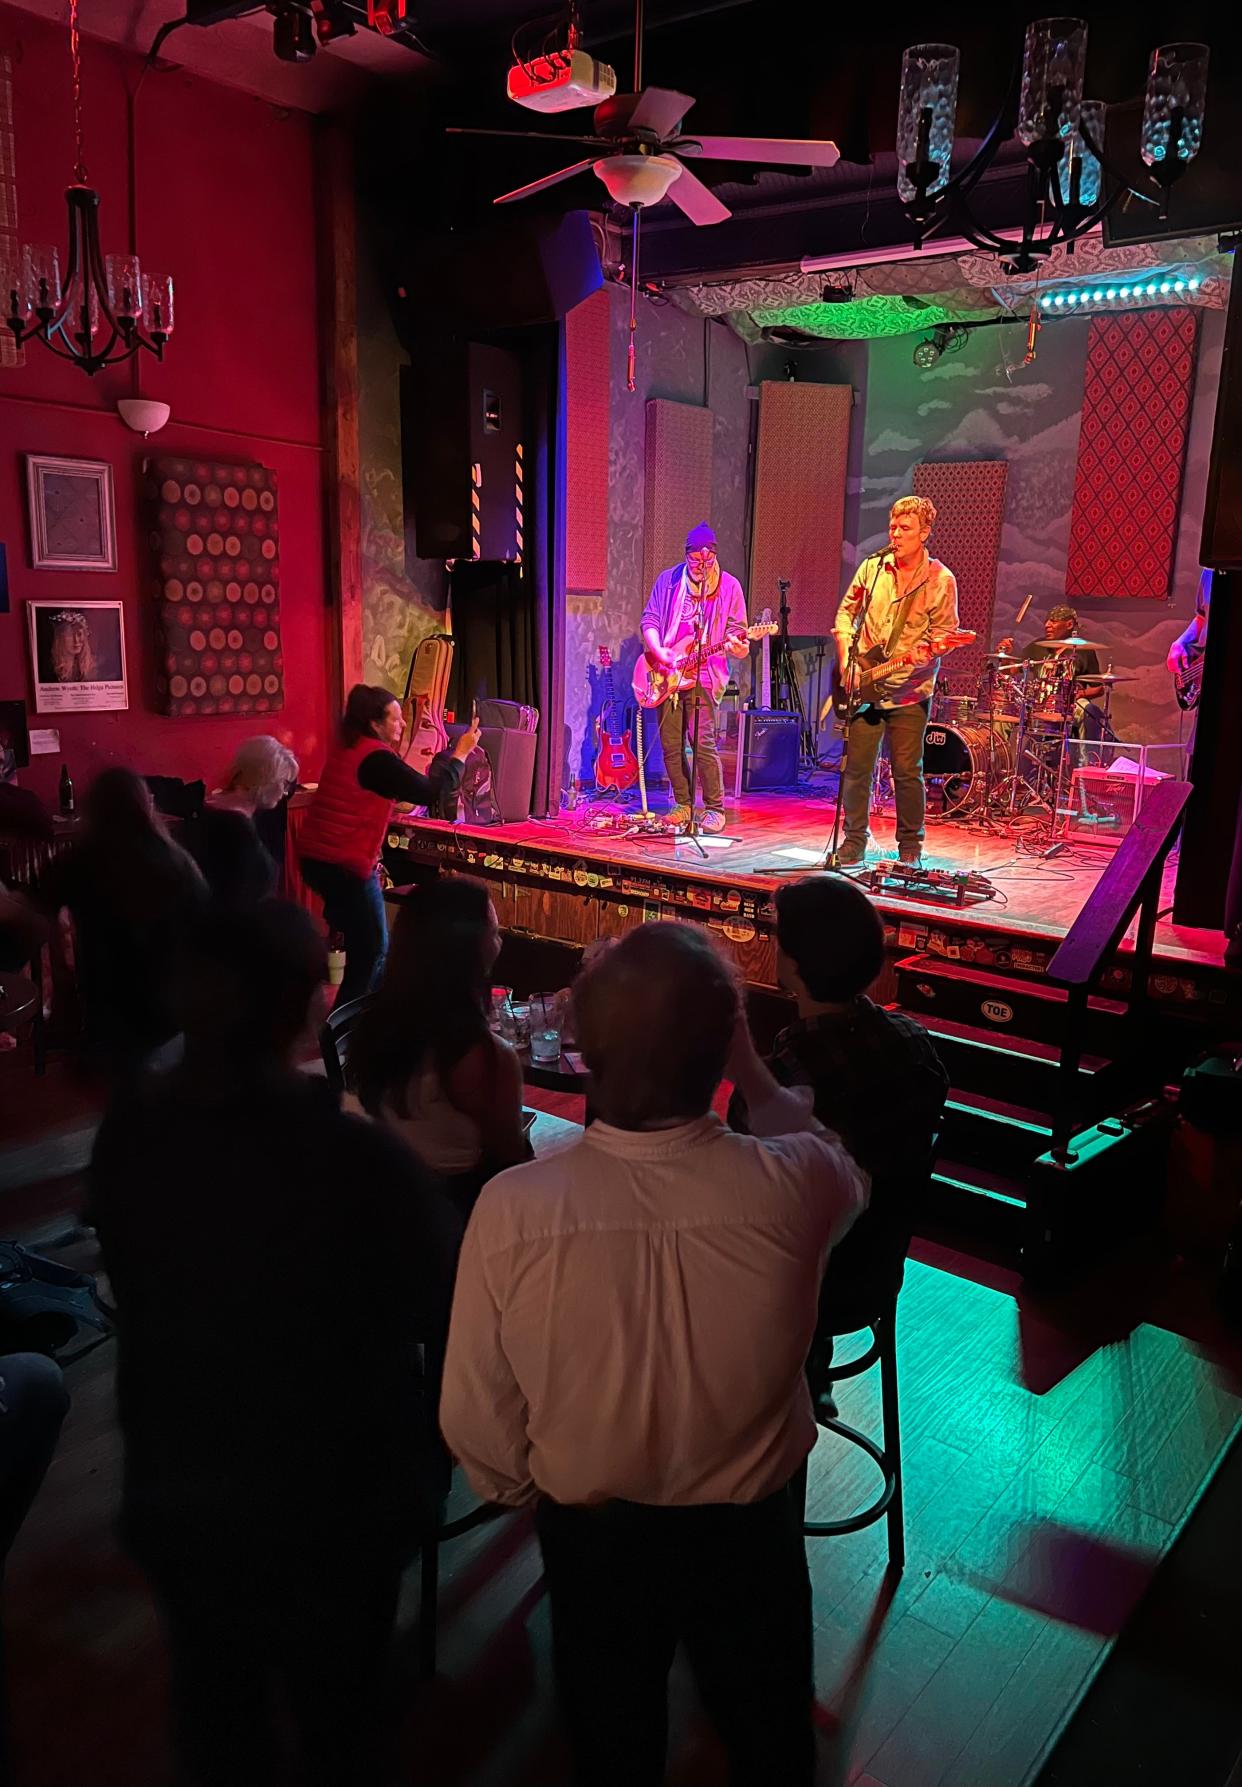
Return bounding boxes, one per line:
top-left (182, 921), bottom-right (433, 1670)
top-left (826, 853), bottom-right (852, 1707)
top-left (529, 993), bottom-right (562, 1065)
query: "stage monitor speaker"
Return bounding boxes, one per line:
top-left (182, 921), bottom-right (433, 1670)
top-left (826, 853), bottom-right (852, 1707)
top-left (400, 211), bottom-right (602, 334)
top-left (402, 343), bottom-right (524, 563)
top-left (720, 708), bottom-right (801, 793)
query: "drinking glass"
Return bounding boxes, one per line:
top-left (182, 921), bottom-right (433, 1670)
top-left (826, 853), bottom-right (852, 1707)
top-left (529, 993), bottom-right (562, 1065)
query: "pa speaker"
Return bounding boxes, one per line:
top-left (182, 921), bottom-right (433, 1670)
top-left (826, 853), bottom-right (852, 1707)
top-left (399, 211), bottom-right (602, 335)
top-left (402, 343), bottom-right (524, 563)
top-left (1201, 264), bottom-right (1242, 569)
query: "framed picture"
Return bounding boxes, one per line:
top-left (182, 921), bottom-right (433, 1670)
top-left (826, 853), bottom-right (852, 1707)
top-left (26, 600), bottom-right (128, 713)
top-left (26, 454), bottom-right (117, 572)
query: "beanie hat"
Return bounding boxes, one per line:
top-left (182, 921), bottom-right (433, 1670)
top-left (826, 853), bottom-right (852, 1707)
top-left (685, 522), bottom-right (717, 552)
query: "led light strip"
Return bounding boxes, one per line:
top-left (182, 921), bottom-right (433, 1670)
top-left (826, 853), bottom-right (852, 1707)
top-left (1039, 276), bottom-right (1201, 312)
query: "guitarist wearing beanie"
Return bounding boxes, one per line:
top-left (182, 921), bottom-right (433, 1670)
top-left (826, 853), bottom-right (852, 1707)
top-left (640, 523), bottom-right (749, 833)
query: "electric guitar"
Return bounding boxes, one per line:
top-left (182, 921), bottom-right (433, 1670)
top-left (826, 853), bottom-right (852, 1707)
top-left (822, 628), bottom-right (977, 724)
top-left (748, 608), bottom-right (779, 706)
top-left (593, 647), bottom-right (639, 791)
top-left (1172, 651), bottom-right (1204, 712)
top-left (401, 634), bottom-right (454, 769)
top-left (632, 615), bottom-right (776, 710)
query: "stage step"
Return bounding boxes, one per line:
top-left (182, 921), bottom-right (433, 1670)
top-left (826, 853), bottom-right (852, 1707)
top-left (926, 1158), bottom-right (1027, 1248)
top-left (895, 954), bottom-right (1129, 1055)
top-left (892, 1010), bottom-right (1123, 1115)
top-left (940, 1094), bottom-right (1054, 1175)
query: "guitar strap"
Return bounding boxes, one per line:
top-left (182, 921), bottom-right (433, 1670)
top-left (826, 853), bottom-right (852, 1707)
top-left (883, 573), bottom-right (928, 661)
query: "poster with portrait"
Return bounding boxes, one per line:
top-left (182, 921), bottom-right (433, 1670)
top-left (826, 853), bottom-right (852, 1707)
top-left (26, 600), bottom-right (129, 713)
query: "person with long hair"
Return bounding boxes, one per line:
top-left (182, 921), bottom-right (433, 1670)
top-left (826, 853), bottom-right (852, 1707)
top-left (299, 685), bottom-right (480, 1007)
top-left (346, 876), bottom-right (529, 1215)
top-left (27, 768), bottom-right (207, 1078)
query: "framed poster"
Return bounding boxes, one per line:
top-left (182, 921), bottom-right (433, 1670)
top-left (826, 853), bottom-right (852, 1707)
top-left (26, 455), bottom-right (118, 572)
top-left (26, 601), bottom-right (128, 713)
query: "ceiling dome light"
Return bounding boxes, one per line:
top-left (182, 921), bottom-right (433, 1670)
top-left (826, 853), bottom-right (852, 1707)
top-left (592, 153), bottom-right (683, 208)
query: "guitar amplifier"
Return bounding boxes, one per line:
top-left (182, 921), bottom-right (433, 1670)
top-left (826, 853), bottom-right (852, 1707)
top-left (720, 708), bottom-right (801, 793)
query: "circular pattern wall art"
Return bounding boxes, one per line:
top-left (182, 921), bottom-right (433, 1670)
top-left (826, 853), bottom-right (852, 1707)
top-left (145, 456), bottom-right (284, 717)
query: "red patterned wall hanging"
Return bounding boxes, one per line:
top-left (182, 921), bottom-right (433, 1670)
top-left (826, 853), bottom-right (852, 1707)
top-left (146, 456), bottom-right (284, 717)
top-left (565, 288), bottom-right (611, 593)
top-left (1065, 308), bottom-right (1199, 600)
top-left (912, 459), bottom-right (1009, 695)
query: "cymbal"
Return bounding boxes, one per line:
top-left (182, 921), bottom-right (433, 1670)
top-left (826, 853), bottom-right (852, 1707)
top-left (1048, 635), bottom-right (1103, 650)
top-left (1075, 672), bottom-right (1135, 683)
top-left (984, 651), bottom-right (1022, 662)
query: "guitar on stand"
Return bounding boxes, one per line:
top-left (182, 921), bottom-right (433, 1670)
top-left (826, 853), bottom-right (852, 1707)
top-left (593, 647), bottom-right (639, 791)
top-left (747, 607), bottom-right (779, 706)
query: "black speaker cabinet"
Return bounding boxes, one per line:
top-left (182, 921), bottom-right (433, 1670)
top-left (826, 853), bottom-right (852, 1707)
top-left (402, 343), bottom-right (524, 564)
top-left (720, 708), bottom-right (801, 792)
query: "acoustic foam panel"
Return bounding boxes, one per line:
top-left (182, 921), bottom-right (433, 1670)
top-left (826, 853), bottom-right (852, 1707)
top-left (564, 288), bottom-right (611, 592)
top-left (1066, 308), bottom-right (1199, 599)
top-left (912, 459), bottom-right (1009, 696)
top-left (642, 399), bottom-right (713, 597)
top-left (749, 382), bottom-right (852, 637)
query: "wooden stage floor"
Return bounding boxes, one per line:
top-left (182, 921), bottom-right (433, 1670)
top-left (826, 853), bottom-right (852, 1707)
top-left (12, 1222), bottom-right (1241, 1787)
top-left (390, 781), bottom-right (1229, 983)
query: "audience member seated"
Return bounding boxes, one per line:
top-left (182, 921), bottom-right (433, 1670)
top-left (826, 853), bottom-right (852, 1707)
top-left (729, 875), bottom-right (949, 1414)
top-left (25, 769), bottom-right (208, 1081)
top-left (299, 684), bottom-right (480, 1007)
top-left (211, 734), bottom-right (299, 873)
top-left (440, 920), bottom-right (866, 1787)
top-left (90, 902), bottom-right (461, 1787)
top-left (0, 1352), bottom-right (69, 1784)
top-left (346, 876), bottom-right (529, 1218)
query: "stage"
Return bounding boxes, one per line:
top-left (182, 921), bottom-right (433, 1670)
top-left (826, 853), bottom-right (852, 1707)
top-left (385, 778), bottom-right (1234, 1016)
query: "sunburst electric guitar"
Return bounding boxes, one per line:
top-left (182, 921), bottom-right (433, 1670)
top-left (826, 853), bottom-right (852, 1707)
top-left (823, 628), bottom-right (976, 724)
top-left (632, 613), bottom-right (779, 710)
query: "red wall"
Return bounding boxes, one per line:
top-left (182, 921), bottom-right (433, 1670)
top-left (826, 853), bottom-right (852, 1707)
top-left (0, 5), bottom-right (331, 806)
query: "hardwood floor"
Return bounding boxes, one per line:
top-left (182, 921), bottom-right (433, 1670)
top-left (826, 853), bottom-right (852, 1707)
top-left (6, 1240), bottom-right (1239, 1787)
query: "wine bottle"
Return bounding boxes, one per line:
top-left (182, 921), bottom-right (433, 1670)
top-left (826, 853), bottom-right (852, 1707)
top-left (59, 762), bottom-right (75, 815)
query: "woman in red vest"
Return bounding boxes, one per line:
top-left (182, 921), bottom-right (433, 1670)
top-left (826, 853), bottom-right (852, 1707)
top-left (300, 684), bottom-right (479, 1006)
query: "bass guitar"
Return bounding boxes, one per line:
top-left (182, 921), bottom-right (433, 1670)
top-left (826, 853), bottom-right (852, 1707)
top-left (593, 646), bottom-right (639, 791)
top-left (631, 615), bottom-right (774, 710)
top-left (1172, 651), bottom-right (1203, 712)
top-left (821, 628), bottom-right (976, 725)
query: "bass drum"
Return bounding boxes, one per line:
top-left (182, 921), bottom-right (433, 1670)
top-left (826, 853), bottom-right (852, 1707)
top-left (923, 720), bottom-right (1015, 815)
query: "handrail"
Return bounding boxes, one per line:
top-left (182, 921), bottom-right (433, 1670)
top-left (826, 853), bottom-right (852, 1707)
top-left (1044, 778), bottom-right (1191, 1162)
top-left (1046, 779), bottom-right (1192, 994)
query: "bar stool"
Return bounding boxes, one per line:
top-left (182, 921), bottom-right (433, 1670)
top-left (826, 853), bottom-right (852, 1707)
top-left (794, 1301), bottom-right (904, 1571)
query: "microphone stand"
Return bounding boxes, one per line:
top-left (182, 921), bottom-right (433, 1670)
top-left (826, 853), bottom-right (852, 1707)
top-left (678, 592), bottom-right (711, 862)
top-left (753, 548), bottom-right (890, 877)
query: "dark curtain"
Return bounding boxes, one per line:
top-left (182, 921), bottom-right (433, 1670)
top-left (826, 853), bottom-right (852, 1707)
top-left (449, 323), bottom-right (566, 818)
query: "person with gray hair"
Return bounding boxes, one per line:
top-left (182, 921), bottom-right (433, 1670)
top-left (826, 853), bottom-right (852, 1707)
top-left (441, 919), bottom-right (866, 1787)
top-left (831, 494), bottom-right (962, 868)
top-left (213, 735), bottom-right (299, 815)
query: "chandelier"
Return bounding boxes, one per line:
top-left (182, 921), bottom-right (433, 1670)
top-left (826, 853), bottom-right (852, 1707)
top-left (2, 0), bottom-right (174, 376)
top-left (897, 22), bottom-right (1209, 273)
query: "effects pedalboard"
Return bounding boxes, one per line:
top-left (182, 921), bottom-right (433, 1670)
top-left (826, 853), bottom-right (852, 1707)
top-left (853, 860), bottom-right (997, 907)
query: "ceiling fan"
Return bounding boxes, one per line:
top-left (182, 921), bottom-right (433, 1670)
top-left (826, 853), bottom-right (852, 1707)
top-left (447, 0), bottom-right (840, 386)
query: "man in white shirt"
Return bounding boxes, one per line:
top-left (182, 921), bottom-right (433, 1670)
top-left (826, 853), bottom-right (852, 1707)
top-left (440, 920), bottom-right (866, 1787)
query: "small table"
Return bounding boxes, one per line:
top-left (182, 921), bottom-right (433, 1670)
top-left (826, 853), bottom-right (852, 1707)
top-left (521, 1049), bottom-right (589, 1096)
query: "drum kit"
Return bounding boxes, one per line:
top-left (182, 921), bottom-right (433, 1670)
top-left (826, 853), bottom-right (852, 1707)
top-left (923, 639), bottom-right (1134, 828)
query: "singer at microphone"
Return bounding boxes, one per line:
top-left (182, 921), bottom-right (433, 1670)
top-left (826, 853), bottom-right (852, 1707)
top-left (830, 496), bottom-right (964, 870)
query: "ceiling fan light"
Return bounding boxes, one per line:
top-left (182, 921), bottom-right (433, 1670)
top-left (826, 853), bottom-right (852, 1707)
top-left (593, 153), bottom-right (682, 208)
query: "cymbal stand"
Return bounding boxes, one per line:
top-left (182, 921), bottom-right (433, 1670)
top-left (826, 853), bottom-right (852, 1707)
top-left (771, 577), bottom-right (815, 765)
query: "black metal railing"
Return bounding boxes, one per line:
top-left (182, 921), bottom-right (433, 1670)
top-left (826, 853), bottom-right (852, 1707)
top-left (1044, 778), bottom-right (1193, 1156)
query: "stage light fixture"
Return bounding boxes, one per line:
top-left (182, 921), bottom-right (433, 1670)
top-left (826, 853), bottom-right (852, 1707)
top-left (912, 335), bottom-right (941, 368)
top-left (272, 0), bottom-right (316, 62)
top-left (1038, 271), bottom-right (1204, 313)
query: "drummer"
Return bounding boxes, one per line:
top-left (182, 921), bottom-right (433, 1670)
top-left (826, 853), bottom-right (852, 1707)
top-left (997, 603), bottom-right (1108, 741)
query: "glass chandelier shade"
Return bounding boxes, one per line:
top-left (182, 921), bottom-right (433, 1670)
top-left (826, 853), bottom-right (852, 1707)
top-left (1141, 42), bottom-right (1209, 167)
top-left (1058, 99), bottom-right (1105, 207)
top-left (896, 44), bottom-right (960, 205)
top-left (1017, 17), bottom-right (1088, 147)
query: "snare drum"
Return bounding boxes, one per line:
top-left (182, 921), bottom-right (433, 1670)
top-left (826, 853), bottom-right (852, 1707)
top-left (923, 720), bottom-right (1016, 815)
